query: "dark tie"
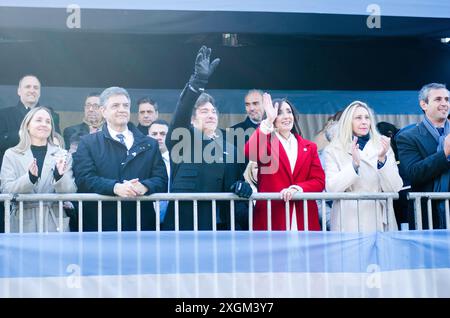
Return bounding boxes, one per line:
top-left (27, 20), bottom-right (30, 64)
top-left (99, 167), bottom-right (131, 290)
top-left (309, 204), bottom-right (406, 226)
top-left (116, 133), bottom-right (126, 146)
top-left (437, 127), bottom-right (445, 136)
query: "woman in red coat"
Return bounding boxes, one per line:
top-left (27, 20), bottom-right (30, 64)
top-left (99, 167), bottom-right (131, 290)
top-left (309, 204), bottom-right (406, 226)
top-left (244, 93), bottom-right (325, 230)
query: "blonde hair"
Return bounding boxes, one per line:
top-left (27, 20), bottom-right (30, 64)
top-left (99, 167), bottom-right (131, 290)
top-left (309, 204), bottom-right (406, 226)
top-left (332, 101), bottom-right (381, 149)
top-left (53, 132), bottom-right (65, 149)
top-left (13, 106), bottom-right (56, 153)
top-left (243, 161), bottom-right (258, 188)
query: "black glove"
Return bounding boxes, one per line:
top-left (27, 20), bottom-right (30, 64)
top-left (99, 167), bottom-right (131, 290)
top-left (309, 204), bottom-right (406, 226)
top-left (188, 45), bottom-right (221, 91)
top-left (230, 180), bottom-right (253, 199)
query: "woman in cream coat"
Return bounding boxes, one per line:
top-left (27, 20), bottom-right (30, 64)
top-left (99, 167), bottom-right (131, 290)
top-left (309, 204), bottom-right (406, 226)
top-left (323, 101), bottom-right (402, 232)
top-left (0, 107), bottom-right (76, 232)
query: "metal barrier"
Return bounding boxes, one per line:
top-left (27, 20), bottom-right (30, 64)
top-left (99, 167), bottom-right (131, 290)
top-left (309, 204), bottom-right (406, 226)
top-left (0, 194), bottom-right (13, 234)
top-left (1, 192), bottom-right (400, 233)
top-left (408, 192), bottom-right (450, 230)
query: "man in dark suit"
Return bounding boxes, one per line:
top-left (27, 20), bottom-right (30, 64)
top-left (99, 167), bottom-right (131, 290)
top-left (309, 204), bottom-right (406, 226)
top-left (73, 87), bottom-right (168, 231)
top-left (63, 92), bottom-right (103, 149)
top-left (228, 90), bottom-right (264, 165)
top-left (397, 83), bottom-right (450, 229)
top-left (230, 90), bottom-right (264, 132)
top-left (0, 75), bottom-right (60, 168)
top-left (162, 46), bottom-right (252, 231)
top-left (148, 119), bottom-right (171, 225)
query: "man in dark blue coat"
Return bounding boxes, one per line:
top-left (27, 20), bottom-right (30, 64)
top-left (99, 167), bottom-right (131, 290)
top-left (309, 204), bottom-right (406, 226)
top-left (228, 89), bottom-right (264, 167)
top-left (397, 83), bottom-right (450, 229)
top-left (162, 46), bottom-right (252, 231)
top-left (73, 87), bottom-right (168, 231)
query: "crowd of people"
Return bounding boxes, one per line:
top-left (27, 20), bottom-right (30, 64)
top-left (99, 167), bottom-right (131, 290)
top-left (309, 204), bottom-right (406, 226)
top-left (0, 46), bottom-right (449, 233)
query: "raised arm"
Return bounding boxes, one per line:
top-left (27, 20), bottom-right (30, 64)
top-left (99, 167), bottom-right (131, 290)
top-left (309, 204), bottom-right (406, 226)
top-left (167, 46), bottom-right (220, 150)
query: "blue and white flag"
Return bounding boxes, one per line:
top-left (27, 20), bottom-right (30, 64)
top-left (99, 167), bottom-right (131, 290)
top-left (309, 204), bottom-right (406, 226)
top-left (1, 231), bottom-right (450, 297)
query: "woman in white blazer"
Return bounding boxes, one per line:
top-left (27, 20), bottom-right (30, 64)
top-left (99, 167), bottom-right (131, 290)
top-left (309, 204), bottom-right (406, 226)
top-left (0, 107), bottom-right (77, 232)
top-left (323, 101), bottom-right (403, 232)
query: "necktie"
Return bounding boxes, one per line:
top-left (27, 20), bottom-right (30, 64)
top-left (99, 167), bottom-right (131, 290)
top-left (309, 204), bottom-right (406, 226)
top-left (159, 200), bottom-right (169, 223)
top-left (437, 127), bottom-right (445, 136)
top-left (116, 133), bottom-right (126, 146)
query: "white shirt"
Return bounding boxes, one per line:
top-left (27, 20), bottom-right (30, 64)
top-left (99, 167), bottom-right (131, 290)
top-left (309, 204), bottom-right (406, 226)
top-left (107, 125), bottom-right (134, 150)
top-left (275, 131), bottom-right (298, 173)
top-left (161, 150), bottom-right (171, 190)
top-left (154, 150), bottom-right (171, 220)
top-left (260, 119), bottom-right (298, 173)
top-left (275, 131), bottom-right (299, 230)
top-left (260, 119), bottom-right (300, 230)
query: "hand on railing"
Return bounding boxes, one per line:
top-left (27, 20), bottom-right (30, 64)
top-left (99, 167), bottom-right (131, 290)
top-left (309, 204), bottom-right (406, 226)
top-left (129, 179), bottom-right (148, 196)
top-left (113, 179), bottom-right (140, 197)
top-left (280, 187), bottom-right (300, 202)
top-left (230, 180), bottom-right (253, 199)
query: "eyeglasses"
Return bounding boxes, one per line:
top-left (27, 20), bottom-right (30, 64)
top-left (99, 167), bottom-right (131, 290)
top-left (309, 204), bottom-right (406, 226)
top-left (85, 103), bottom-right (100, 110)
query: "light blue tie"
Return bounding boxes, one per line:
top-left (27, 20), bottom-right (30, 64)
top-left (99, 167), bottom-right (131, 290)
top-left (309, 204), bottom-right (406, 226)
top-left (116, 133), bottom-right (126, 146)
top-left (160, 200), bottom-right (169, 223)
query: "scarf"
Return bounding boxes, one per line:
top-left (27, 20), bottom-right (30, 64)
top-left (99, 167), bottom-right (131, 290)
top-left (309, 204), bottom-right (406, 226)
top-left (355, 133), bottom-right (370, 150)
top-left (422, 116), bottom-right (450, 228)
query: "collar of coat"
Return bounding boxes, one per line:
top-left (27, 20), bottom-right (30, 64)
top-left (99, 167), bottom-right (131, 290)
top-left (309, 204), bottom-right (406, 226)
top-left (244, 116), bottom-right (260, 129)
top-left (100, 122), bottom-right (149, 144)
top-left (100, 122), bottom-right (157, 162)
top-left (417, 121), bottom-right (443, 156)
top-left (16, 100), bottom-right (40, 113)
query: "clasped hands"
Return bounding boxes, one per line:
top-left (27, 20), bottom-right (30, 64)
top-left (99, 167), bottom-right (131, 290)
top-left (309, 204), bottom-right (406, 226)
top-left (114, 178), bottom-right (148, 198)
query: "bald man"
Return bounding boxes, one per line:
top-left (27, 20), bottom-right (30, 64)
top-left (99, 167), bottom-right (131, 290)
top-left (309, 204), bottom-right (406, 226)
top-left (0, 75), bottom-right (60, 168)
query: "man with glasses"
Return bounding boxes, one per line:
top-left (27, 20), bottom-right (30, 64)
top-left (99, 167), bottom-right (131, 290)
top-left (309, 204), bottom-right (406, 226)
top-left (63, 92), bottom-right (103, 149)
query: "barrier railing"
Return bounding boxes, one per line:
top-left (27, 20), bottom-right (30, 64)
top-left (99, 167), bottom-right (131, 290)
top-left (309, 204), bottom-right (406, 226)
top-left (1, 192), bottom-right (401, 233)
top-left (0, 194), bottom-right (13, 233)
top-left (408, 192), bottom-right (450, 230)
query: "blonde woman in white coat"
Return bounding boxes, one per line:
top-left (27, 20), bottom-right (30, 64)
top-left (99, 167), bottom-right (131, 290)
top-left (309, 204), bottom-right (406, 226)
top-left (323, 101), bottom-right (403, 232)
top-left (0, 107), bottom-right (77, 232)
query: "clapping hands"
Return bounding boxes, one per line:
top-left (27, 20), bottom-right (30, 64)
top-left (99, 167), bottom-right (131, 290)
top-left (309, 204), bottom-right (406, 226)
top-left (378, 135), bottom-right (391, 162)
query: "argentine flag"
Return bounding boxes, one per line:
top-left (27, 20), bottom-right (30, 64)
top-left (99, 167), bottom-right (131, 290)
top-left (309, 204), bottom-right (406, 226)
top-left (1, 231), bottom-right (450, 297)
